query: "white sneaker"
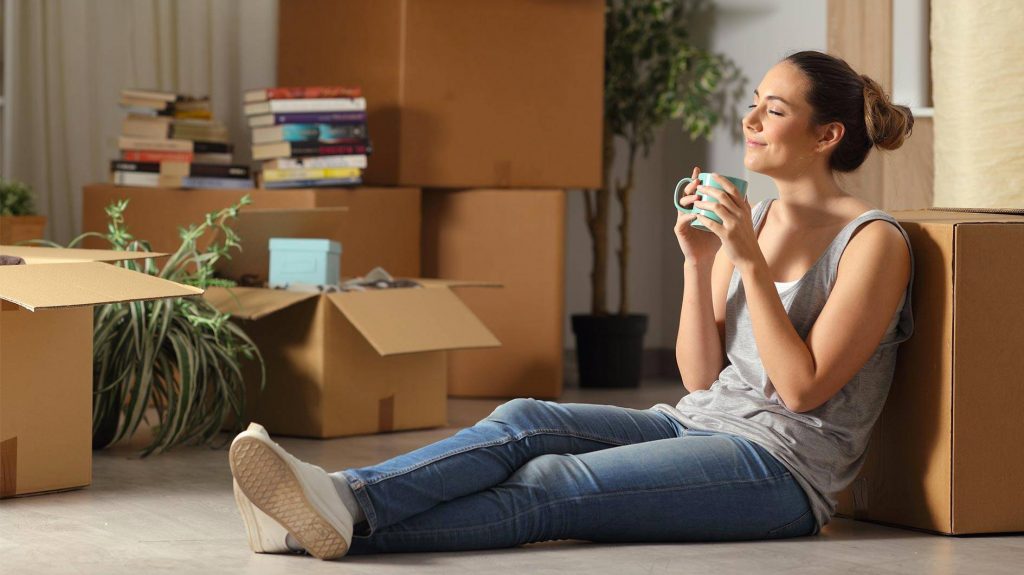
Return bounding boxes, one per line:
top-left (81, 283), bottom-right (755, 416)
top-left (232, 477), bottom-right (292, 554)
top-left (229, 423), bottom-right (353, 560)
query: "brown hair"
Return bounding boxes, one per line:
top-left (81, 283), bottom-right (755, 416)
top-left (785, 50), bottom-right (914, 172)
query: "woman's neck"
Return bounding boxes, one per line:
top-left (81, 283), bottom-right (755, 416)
top-left (770, 170), bottom-right (847, 226)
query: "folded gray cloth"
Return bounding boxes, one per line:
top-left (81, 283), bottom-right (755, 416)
top-left (0, 255), bottom-right (26, 266)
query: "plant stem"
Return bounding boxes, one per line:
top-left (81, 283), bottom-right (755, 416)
top-left (617, 141), bottom-right (637, 316)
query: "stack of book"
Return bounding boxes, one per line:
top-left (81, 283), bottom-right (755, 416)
top-left (244, 86), bottom-right (370, 189)
top-left (111, 89), bottom-right (253, 189)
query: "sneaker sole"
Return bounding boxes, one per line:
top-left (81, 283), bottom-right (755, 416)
top-left (230, 437), bottom-right (348, 560)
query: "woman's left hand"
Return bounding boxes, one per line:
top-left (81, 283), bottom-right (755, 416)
top-left (693, 174), bottom-right (761, 269)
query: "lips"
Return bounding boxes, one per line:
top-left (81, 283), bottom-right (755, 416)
top-left (746, 139), bottom-right (766, 146)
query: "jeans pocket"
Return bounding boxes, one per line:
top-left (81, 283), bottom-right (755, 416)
top-left (765, 508), bottom-right (813, 538)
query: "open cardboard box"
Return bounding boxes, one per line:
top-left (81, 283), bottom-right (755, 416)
top-left (0, 246), bottom-right (203, 498)
top-left (835, 207), bottom-right (1024, 534)
top-left (207, 206), bottom-right (501, 437)
top-left (205, 279), bottom-right (500, 438)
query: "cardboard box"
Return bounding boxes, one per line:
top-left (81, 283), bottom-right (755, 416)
top-left (422, 189), bottom-right (565, 398)
top-left (277, 0), bottom-right (604, 189)
top-left (204, 280), bottom-right (500, 438)
top-left (835, 208), bottom-right (1024, 534)
top-left (0, 215), bottom-right (47, 245)
top-left (81, 183), bottom-right (421, 278)
top-left (0, 246), bottom-right (202, 498)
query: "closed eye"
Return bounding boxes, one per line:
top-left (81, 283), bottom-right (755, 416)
top-left (747, 104), bottom-right (783, 116)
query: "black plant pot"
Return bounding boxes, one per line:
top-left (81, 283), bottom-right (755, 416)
top-left (571, 314), bottom-right (648, 388)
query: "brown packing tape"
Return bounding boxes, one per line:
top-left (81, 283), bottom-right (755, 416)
top-left (1, 437), bottom-right (16, 498)
top-left (378, 395), bottom-right (395, 433)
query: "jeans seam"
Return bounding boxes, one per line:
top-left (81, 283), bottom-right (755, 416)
top-left (766, 508), bottom-right (812, 536)
top-left (361, 428), bottom-right (631, 486)
top-left (367, 475), bottom-right (790, 539)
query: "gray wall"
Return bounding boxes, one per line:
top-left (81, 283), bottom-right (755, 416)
top-left (564, 0), bottom-right (827, 351)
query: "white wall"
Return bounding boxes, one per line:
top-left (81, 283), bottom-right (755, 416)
top-left (564, 0), bottom-right (827, 351)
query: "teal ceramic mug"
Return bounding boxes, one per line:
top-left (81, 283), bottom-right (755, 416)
top-left (673, 172), bottom-right (749, 232)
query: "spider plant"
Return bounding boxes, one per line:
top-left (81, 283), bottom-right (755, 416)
top-left (36, 196), bottom-right (264, 456)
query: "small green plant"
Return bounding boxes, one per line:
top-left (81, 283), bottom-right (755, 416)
top-left (0, 177), bottom-right (36, 216)
top-left (37, 196), bottom-right (264, 456)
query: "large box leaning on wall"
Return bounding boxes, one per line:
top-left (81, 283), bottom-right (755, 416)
top-left (81, 184), bottom-right (422, 278)
top-left (421, 189), bottom-right (565, 398)
top-left (277, 0), bottom-right (604, 189)
top-left (205, 281), bottom-right (500, 438)
top-left (835, 208), bottom-right (1024, 535)
top-left (0, 246), bottom-right (201, 498)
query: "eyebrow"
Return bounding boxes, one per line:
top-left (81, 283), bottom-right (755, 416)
top-left (753, 89), bottom-right (791, 106)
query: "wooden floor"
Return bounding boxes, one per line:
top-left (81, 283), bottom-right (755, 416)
top-left (3, 378), bottom-right (1023, 574)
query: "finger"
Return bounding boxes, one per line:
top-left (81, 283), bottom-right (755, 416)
top-left (677, 194), bottom-right (699, 206)
top-left (709, 173), bottom-right (737, 196)
top-left (697, 187), bottom-right (737, 216)
top-left (695, 213), bottom-right (722, 234)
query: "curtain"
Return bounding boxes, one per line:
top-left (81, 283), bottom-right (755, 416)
top-left (5, 0), bottom-right (277, 244)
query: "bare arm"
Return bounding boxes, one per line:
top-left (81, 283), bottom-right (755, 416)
top-left (676, 249), bottom-right (730, 393)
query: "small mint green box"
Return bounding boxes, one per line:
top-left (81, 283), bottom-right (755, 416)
top-left (268, 238), bottom-right (342, 288)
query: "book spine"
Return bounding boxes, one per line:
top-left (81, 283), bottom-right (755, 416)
top-left (192, 141), bottom-right (234, 154)
top-left (266, 97), bottom-right (366, 113)
top-left (111, 160), bottom-right (160, 173)
top-left (180, 176), bottom-right (254, 189)
top-left (121, 150), bottom-right (195, 162)
top-left (251, 111), bottom-right (368, 126)
top-left (112, 171), bottom-right (161, 187)
top-left (189, 164), bottom-right (251, 178)
top-left (119, 136), bottom-right (193, 152)
top-left (289, 142), bottom-right (371, 157)
top-left (262, 177), bottom-right (361, 189)
top-left (266, 154), bottom-right (368, 169)
top-left (264, 86), bottom-right (363, 100)
top-left (318, 123), bottom-right (367, 142)
top-left (262, 167), bottom-right (361, 182)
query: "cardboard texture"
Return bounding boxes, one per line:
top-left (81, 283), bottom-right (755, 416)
top-left (0, 247), bottom-right (202, 498)
top-left (834, 208), bottom-right (1024, 534)
top-left (216, 208), bottom-right (348, 285)
top-left (421, 189), bottom-right (565, 398)
top-left (205, 283), bottom-right (499, 438)
top-left (0, 216), bottom-right (47, 246)
top-left (82, 184), bottom-right (421, 278)
top-left (277, 0), bottom-right (604, 189)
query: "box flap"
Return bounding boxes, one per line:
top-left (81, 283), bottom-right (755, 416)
top-left (325, 288), bottom-right (500, 356)
top-left (203, 286), bottom-right (319, 320)
top-left (0, 245), bottom-right (166, 264)
top-left (415, 278), bottom-right (504, 289)
top-left (892, 208), bottom-right (1024, 224)
top-left (0, 261), bottom-right (203, 311)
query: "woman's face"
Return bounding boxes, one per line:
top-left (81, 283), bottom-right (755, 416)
top-left (742, 62), bottom-right (829, 178)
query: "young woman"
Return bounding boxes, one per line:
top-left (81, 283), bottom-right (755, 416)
top-left (228, 50), bottom-right (915, 560)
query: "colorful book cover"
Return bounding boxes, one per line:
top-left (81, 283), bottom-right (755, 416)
top-left (248, 111), bottom-right (367, 127)
top-left (244, 86), bottom-right (363, 102)
top-left (262, 177), bottom-right (361, 189)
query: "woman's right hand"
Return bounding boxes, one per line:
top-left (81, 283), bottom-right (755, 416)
top-left (674, 165), bottom-right (723, 266)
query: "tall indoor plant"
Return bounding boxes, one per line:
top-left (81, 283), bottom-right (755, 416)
top-left (39, 197), bottom-right (264, 456)
top-left (573, 0), bottom-right (733, 387)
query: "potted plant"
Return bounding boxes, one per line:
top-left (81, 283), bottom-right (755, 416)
top-left (36, 196), bottom-right (264, 455)
top-left (572, 0), bottom-right (734, 387)
top-left (0, 177), bottom-right (47, 244)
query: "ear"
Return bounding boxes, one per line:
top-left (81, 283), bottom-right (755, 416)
top-left (816, 121), bottom-right (845, 154)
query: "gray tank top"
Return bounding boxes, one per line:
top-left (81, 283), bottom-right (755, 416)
top-left (652, 197), bottom-right (915, 534)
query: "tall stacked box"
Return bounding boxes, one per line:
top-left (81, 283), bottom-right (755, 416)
top-left (422, 189), bottom-right (565, 398)
top-left (835, 208), bottom-right (1024, 534)
top-left (277, 0), bottom-right (604, 188)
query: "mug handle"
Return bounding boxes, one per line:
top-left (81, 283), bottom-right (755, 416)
top-left (674, 178), bottom-right (696, 214)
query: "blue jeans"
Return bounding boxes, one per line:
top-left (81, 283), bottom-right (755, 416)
top-left (330, 398), bottom-right (815, 554)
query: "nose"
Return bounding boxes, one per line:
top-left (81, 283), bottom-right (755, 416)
top-left (743, 106), bottom-right (762, 133)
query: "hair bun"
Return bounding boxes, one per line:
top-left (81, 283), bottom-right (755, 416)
top-left (861, 74), bottom-right (915, 151)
